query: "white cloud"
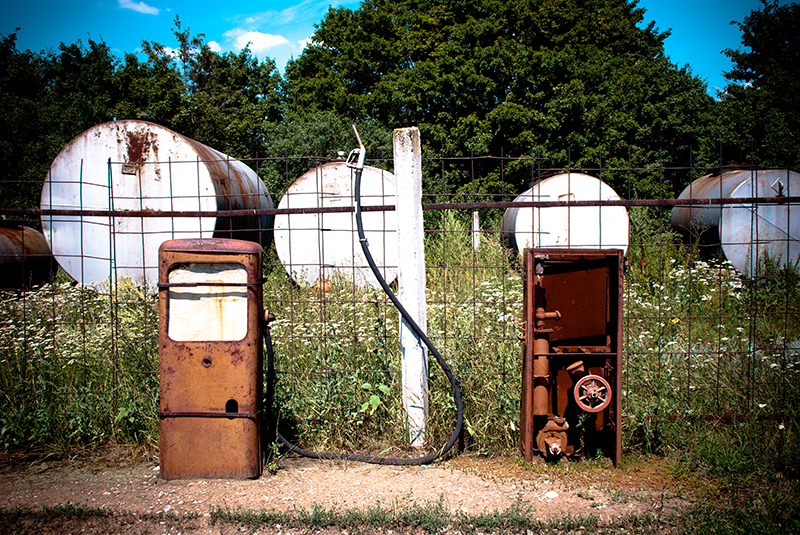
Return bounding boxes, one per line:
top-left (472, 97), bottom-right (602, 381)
top-left (207, 41), bottom-right (222, 53)
top-left (224, 29), bottom-right (289, 54)
top-left (231, 0), bottom-right (356, 29)
top-left (162, 46), bottom-right (180, 59)
top-left (118, 0), bottom-right (159, 15)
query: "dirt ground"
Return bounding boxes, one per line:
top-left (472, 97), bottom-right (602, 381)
top-left (0, 447), bottom-right (690, 534)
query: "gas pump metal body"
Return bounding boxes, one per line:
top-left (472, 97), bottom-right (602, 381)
top-left (520, 248), bottom-right (623, 466)
top-left (158, 238), bottom-right (264, 479)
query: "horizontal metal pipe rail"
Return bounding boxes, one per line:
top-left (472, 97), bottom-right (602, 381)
top-left (4, 195), bottom-right (800, 219)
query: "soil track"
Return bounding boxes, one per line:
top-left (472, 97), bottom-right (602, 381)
top-left (0, 447), bottom-right (689, 534)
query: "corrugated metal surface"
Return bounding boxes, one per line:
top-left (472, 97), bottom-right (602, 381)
top-left (501, 173), bottom-right (629, 254)
top-left (273, 161), bottom-right (397, 288)
top-left (40, 120), bottom-right (273, 288)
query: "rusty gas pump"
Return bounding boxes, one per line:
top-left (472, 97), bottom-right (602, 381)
top-left (519, 248), bottom-right (622, 466)
top-left (157, 238), bottom-right (265, 480)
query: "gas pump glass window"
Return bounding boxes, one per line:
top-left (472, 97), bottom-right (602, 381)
top-left (167, 263), bottom-right (248, 342)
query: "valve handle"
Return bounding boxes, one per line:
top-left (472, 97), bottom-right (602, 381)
top-left (573, 374), bottom-right (612, 413)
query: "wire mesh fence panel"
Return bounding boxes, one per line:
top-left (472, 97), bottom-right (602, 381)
top-left (0, 149), bottom-right (798, 455)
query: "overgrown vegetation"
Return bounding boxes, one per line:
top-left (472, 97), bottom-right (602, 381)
top-left (0, 207), bottom-right (799, 530)
top-left (1, 209), bottom-right (797, 458)
top-left (265, 210), bottom-right (523, 455)
top-left (208, 498), bottom-right (663, 534)
top-left (206, 494), bottom-right (800, 534)
top-left (0, 277), bottom-right (159, 454)
top-left (1, 492), bottom-right (797, 534)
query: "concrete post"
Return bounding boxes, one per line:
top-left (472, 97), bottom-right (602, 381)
top-left (393, 127), bottom-right (428, 448)
top-left (472, 210), bottom-right (481, 251)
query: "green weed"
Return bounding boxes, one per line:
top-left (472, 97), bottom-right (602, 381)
top-left (0, 206), bottom-right (797, 484)
top-left (209, 497), bottom-right (669, 534)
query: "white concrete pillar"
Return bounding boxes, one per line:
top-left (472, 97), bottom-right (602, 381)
top-left (393, 127), bottom-right (428, 448)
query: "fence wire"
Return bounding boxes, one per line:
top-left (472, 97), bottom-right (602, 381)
top-left (0, 152), bottom-right (798, 452)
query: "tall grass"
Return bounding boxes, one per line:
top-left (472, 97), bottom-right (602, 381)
top-left (0, 277), bottom-right (159, 453)
top-left (265, 210), bottom-right (523, 454)
top-left (0, 207), bottom-right (797, 474)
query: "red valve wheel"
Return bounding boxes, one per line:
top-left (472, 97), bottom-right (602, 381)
top-left (573, 374), bottom-right (612, 413)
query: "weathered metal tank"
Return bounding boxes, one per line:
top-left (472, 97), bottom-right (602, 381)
top-left (501, 173), bottom-right (630, 254)
top-left (0, 224), bottom-right (56, 289)
top-left (273, 161), bottom-right (398, 289)
top-left (671, 169), bottom-right (799, 274)
top-left (40, 120), bottom-right (273, 288)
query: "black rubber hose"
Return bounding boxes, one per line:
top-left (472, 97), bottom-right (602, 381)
top-left (267, 164), bottom-right (464, 465)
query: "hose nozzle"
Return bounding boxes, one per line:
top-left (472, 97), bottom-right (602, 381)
top-left (346, 124), bottom-right (366, 171)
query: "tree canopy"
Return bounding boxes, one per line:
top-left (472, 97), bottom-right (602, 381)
top-left (0, 18), bottom-right (286, 209)
top-left (285, 0), bottom-right (716, 194)
top-left (0, 2), bottom-right (797, 210)
top-left (712, 0), bottom-right (800, 168)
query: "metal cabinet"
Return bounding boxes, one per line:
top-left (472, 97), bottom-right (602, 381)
top-left (520, 248), bottom-right (623, 466)
top-left (158, 238), bottom-right (263, 479)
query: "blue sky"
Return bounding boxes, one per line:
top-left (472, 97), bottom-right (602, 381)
top-left (1, 0), bottom-right (789, 97)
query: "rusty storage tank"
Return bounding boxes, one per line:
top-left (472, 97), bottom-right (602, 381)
top-left (0, 224), bottom-right (57, 289)
top-left (40, 120), bottom-right (273, 288)
top-left (501, 173), bottom-right (630, 254)
top-left (671, 169), bottom-right (800, 274)
top-left (273, 161), bottom-right (397, 289)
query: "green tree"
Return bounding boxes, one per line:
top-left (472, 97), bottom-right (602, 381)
top-left (132, 16), bottom-right (287, 159)
top-left (259, 112), bottom-right (393, 195)
top-left (712, 0), bottom-right (800, 168)
top-left (0, 32), bottom-right (45, 209)
top-left (0, 33), bottom-right (120, 209)
top-left (0, 17), bottom-right (287, 210)
top-left (176, 46), bottom-right (285, 159)
top-left (112, 45), bottom-right (184, 124)
top-left (286, 0), bottom-right (714, 195)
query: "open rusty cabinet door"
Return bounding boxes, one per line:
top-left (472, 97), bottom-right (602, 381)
top-left (519, 248), bottom-right (623, 466)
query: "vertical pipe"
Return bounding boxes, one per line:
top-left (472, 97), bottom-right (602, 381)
top-left (533, 337), bottom-right (550, 416)
top-left (472, 211), bottom-right (480, 251)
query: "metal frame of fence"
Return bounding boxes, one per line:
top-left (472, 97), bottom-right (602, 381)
top-left (1, 152), bottom-right (798, 450)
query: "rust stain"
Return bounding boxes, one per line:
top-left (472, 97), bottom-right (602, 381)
top-left (126, 130), bottom-right (154, 164)
top-left (185, 139), bottom-right (271, 245)
top-left (519, 249), bottom-right (623, 467)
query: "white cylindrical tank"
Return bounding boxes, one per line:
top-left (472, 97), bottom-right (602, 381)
top-left (672, 169), bottom-right (800, 275)
top-left (273, 162), bottom-right (397, 288)
top-left (501, 172), bottom-right (629, 254)
top-left (40, 120), bottom-right (273, 288)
